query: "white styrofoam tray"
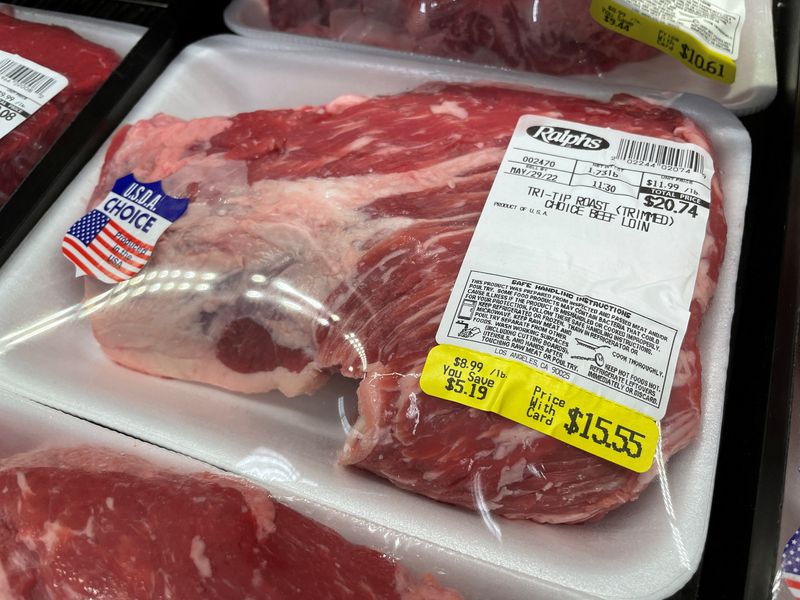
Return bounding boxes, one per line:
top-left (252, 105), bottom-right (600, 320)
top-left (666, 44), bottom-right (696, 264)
top-left (0, 390), bottom-right (464, 588)
top-left (2, 3), bottom-right (146, 58)
top-left (0, 390), bottom-right (197, 474)
top-left (224, 0), bottom-right (776, 115)
top-left (0, 34), bottom-right (751, 600)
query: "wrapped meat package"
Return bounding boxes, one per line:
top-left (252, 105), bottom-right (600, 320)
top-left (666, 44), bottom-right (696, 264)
top-left (0, 396), bottom-right (461, 599)
top-left (225, 0), bottom-right (778, 115)
top-left (84, 82), bottom-right (723, 524)
top-left (0, 35), bottom-right (751, 599)
top-left (265, 0), bottom-right (658, 76)
top-left (0, 10), bottom-right (122, 206)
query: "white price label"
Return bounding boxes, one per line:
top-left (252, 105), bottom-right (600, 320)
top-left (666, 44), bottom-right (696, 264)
top-left (0, 50), bottom-right (68, 140)
top-left (436, 116), bottom-right (714, 421)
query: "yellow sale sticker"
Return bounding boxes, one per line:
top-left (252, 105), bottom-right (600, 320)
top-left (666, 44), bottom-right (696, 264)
top-left (420, 344), bottom-right (659, 473)
top-left (590, 0), bottom-right (736, 84)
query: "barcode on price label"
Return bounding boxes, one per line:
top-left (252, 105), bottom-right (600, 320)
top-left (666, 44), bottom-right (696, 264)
top-left (0, 57), bottom-right (61, 97)
top-left (421, 114), bottom-right (717, 471)
top-left (615, 138), bottom-right (706, 174)
top-left (0, 50), bottom-right (67, 140)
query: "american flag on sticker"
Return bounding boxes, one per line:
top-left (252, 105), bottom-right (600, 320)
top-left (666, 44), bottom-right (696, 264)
top-left (61, 210), bottom-right (152, 283)
top-left (62, 174), bottom-right (188, 284)
top-left (783, 528), bottom-right (800, 597)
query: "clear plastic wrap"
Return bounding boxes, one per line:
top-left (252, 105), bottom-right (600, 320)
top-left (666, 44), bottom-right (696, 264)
top-left (224, 0), bottom-right (777, 114)
top-left (0, 6), bottom-right (144, 206)
top-left (0, 35), bottom-right (751, 598)
top-left (264, 0), bottom-right (659, 76)
top-left (0, 394), bottom-right (462, 599)
top-left (79, 81), bottom-right (723, 525)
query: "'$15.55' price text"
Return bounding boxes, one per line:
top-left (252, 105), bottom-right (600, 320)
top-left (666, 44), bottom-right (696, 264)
top-left (443, 356), bottom-right (502, 401)
top-left (564, 407), bottom-right (645, 459)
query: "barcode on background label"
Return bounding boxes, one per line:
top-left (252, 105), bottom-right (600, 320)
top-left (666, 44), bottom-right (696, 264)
top-left (615, 138), bottom-right (705, 174)
top-left (0, 57), bottom-right (59, 96)
top-left (0, 50), bottom-right (67, 142)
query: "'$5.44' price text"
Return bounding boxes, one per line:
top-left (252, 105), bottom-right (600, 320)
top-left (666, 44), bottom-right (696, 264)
top-left (564, 407), bottom-right (645, 459)
top-left (443, 356), bottom-right (503, 401)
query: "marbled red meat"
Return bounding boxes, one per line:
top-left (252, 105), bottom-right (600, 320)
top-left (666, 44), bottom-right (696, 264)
top-left (266, 0), bottom-right (658, 75)
top-left (84, 83), bottom-right (726, 523)
top-left (0, 13), bottom-right (119, 205)
top-left (0, 447), bottom-right (462, 599)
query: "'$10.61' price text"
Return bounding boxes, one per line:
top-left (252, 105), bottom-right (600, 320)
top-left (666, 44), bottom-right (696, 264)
top-left (443, 356), bottom-right (502, 401)
top-left (564, 407), bottom-right (645, 459)
top-left (679, 44), bottom-right (726, 79)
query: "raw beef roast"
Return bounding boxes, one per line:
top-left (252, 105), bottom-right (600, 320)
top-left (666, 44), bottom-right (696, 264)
top-left (0, 447), bottom-right (461, 599)
top-left (0, 12), bottom-right (120, 205)
top-left (267, 0), bottom-right (658, 75)
top-left (83, 83), bottom-right (726, 523)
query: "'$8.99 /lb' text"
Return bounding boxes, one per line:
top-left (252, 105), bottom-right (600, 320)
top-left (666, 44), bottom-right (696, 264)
top-left (443, 356), bottom-right (502, 401)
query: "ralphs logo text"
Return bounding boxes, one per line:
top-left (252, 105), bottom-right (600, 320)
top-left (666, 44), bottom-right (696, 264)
top-left (526, 125), bottom-right (610, 150)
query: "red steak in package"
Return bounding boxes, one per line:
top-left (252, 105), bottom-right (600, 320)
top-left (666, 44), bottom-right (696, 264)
top-left (0, 13), bottom-right (120, 206)
top-left (266, 0), bottom-right (659, 75)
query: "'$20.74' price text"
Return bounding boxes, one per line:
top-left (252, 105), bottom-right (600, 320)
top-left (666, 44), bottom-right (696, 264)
top-left (564, 407), bottom-right (645, 459)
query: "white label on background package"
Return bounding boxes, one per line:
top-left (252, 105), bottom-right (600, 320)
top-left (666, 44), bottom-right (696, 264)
top-left (618, 0), bottom-right (745, 58)
top-left (0, 50), bottom-right (68, 140)
top-left (436, 116), bottom-right (714, 421)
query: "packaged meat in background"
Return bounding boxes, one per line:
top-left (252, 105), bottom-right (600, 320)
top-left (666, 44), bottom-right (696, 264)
top-left (0, 35), bottom-right (752, 599)
top-left (0, 7), bottom-right (143, 207)
top-left (225, 0), bottom-right (777, 114)
top-left (266, 0), bottom-right (658, 75)
top-left (1, 449), bottom-right (461, 599)
top-left (0, 394), bottom-right (462, 600)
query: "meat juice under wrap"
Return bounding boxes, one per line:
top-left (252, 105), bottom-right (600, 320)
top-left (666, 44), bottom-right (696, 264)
top-left (267, 0), bottom-right (658, 75)
top-left (0, 447), bottom-right (462, 599)
top-left (84, 83), bottom-right (726, 524)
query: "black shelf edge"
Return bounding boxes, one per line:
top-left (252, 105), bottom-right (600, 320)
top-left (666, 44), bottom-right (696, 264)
top-left (742, 0), bottom-right (800, 595)
top-left (696, 1), bottom-right (800, 598)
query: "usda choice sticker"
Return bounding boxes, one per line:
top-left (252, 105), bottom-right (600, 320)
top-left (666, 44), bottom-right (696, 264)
top-left (426, 115), bottom-right (713, 419)
top-left (62, 174), bottom-right (188, 284)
